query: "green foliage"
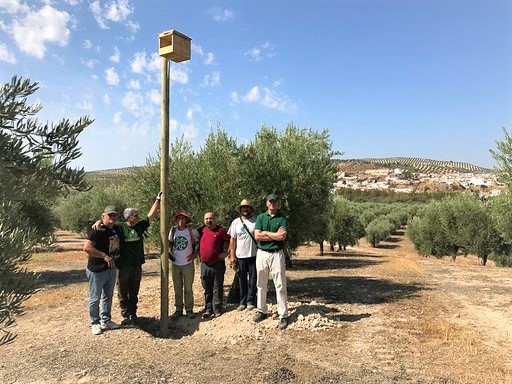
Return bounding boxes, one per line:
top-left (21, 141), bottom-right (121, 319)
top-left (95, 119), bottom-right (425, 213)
top-left (365, 217), bottom-right (395, 247)
top-left (408, 193), bottom-right (499, 262)
top-left (490, 126), bottom-right (512, 188)
top-left (337, 188), bottom-right (452, 204)
top-left (327, 197), bottom-right (365, 249)
top-left (54, 187), bottom-right (129, 235)
top-left (0, 75), bottom-right (92, 343)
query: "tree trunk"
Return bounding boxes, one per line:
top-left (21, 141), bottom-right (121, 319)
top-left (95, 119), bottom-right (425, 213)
top-left (319, 241), bottom-right (324, 256)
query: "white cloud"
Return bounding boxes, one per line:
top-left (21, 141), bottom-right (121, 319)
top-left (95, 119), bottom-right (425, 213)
top-left (103, 93), bottom-right (111, 105)
top-left (110, 46), bottom-right (120, 62)
top-left (77, 99), bottom-right (93, 111)
top-left (129, 51), bottom-right (160, 74)
top-left (113, 111), bottom-right (122, 125)
top-left (202, 71), bottom-right (220, 87)
top-left (147, 89), bottom-right (160, 105)
top-left (83, 39), bottom-right (93, 49)
top-left (192, 44), bottom-right (204, 56)
top-left (130, 120), bottom-right (150, 136)
top-left (127, 79), bottom-right (140, 89)
top-left (186, 104), bottom-right (202, 120)
top-left (126, 20), bottom-right (139, 33)
top-left (121, 91), bottom-right (156, 118)
top-left (90, 0), bottom-right (134, 29)
top-left (205, 52), bottom-right (214, 65)
top-left (243, 86), bottom-right (260, 102)
top-left (170, 64), bottom-right (188, 84)
top-left (0, 43), bottom-right (16, 63)
top-left (9, 4), bottom-right (70, 59)
top-left (81, 58), bottom-right (98, 68)
top-left (230, 91), bottom-right (239, 104)
top-left (245, 42), bottom-right (275, 61)
top-left (105, 67), bottom-right (120, 85)
top-left (63, 0), bottom-right (80, 6)
top-left (170, 118), bottom-right (198, 139)
top-left (242, 85), bottom-right (297, 113)
top-left (0, 0), bottom-right (30, 14)
top-left (209, 7), bottom-right (233, 22)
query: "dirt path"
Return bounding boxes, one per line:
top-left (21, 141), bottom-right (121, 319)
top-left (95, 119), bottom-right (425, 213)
top-left (1, 230), bottom-right (512, 383)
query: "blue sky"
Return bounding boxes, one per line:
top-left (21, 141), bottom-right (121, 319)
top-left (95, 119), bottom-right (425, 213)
top-left (1, 0), bottom-right (511, 171)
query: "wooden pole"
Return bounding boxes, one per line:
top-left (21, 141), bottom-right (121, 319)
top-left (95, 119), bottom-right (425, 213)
top-left (159, 57), bottom-right (170, 337)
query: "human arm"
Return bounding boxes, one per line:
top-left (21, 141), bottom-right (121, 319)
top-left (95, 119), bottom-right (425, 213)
top-left (254, 227), bottom-right (287, 241)
top-left (229, 237), bottom-right (237, 265)
top-left (147, 191), bottom-right (162, 220)
top-left (83, 239), bottom-right (115, 268)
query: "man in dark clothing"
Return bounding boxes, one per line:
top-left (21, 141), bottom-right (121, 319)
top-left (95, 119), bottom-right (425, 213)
top-left (83, 206), bottom-right (122, 335)
top-left (198, 211), bottom-right (230, 319)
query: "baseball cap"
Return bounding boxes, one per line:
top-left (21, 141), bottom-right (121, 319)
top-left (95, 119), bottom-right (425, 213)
top-left (266, 193), bottom-right (280, 201)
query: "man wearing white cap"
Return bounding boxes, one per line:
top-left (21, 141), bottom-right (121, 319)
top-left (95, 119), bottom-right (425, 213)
top-left (228, 199), bottom-right (258, 311)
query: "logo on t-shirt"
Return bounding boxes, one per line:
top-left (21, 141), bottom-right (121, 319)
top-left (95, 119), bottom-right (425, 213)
top-left (174, 236), bottom-right (189, 251)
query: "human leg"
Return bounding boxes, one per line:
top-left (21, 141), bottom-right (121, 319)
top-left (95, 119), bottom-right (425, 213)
top-left (182, 262), bottom-right (195, 313)
top-left (237, 257), bottom-right (249, 306)
top-left (171, 264), bottom-right (184, 313)
top-left (100, 268), bottom-right (117, 322)
top-left (86, 268), bottom-right (101, 325)
top-left (212, 261), bottom-right (226, 314)
top-left (270, 250), bottom-right (289, 319)
top-left (117, 267), bottom-right (130, 319)
top-left (246, 256), bottom-right (257, 306)
top-left (255, 250), bottom-right (270, 314)
top-left (200, 262), bottom-right (214, 314)
top-left (127, 264), bottom-right (142, 317)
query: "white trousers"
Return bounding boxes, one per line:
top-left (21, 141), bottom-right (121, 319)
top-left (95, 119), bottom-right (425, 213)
top-left (256, 249), bottom-right (289, 318)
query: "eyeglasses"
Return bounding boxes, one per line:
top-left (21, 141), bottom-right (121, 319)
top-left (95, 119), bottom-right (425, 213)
top-left (177, 216), bottom-right (186, 220)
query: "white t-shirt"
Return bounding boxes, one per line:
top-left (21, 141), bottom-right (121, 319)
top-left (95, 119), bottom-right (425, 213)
top-left (228, 216), bottom-right (257, 259)
top-left (168, 226), bottom-right (199, 266)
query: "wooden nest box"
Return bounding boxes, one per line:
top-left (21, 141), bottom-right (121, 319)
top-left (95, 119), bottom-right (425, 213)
top-left (158, 30), bottom-right (191, 62)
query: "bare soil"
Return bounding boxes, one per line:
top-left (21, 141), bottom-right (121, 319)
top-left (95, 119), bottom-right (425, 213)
top-left (2, 229), bottom-right (512, 384)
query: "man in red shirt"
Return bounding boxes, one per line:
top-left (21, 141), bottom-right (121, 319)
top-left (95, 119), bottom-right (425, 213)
top-left (198, 211), bottom-right (230, 319)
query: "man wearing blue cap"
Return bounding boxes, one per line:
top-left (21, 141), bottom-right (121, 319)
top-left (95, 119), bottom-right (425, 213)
top-left (252, 193), bottom-right (290, 330)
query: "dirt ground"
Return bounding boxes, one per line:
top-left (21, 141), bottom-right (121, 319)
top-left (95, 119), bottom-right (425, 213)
top-left (2, 229), bottom-right (512, 384)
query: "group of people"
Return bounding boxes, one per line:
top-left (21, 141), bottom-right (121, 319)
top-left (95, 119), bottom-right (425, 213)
top-left (83, 192), bottom-right (290, 336)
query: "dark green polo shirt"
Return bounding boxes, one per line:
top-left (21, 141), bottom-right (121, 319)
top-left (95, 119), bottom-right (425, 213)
top-left (255, 211), bottom-right (288, 251)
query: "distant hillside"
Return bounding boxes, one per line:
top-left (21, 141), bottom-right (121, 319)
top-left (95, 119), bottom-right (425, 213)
top-left (86, 157), bottom-right (494, 182)
top-left (336, 157), bottom-right (493, 174)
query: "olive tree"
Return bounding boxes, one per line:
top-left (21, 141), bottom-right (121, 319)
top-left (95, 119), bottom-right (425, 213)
top-left (0, 76), bottom-right (92, 344)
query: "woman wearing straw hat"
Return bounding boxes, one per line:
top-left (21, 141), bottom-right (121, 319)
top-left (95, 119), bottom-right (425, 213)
top-left (228, 199), bottom-right (258, 311)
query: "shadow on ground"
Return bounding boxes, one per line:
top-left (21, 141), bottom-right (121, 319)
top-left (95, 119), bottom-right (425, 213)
top-left (292, 257), bottom-right (384, 271)
top-left (288, 275), bottom-right (425, 304)
top-left (35, 269), bottom-right (87, 288)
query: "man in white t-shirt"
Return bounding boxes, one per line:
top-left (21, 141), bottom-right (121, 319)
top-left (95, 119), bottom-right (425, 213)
top-left (168, 210), bottom-right (199, 319)
top-left (228, 199), bottom-right (258, 311)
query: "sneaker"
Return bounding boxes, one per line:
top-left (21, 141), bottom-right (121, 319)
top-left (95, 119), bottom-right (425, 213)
top-left (202, 310), bottom-right (213, 319)
top-left (91, 324), bottom-right (102, 335)
top-left (186, 312), bottom-right (196, 319)
top-left (100, 320), bottom-right (120, 330)
top-left (277, 317), bottom-right (289, 330)
top-left (236, 304), bottom-right (246, 311)
top-left (170, 310), bottom-right (182, 320)
top-left (213, 311), bottom-right (222, 318)
top-left (246, 304), bottom-right (256, 311)
top-left (252, 311), bottom-right (268, 323)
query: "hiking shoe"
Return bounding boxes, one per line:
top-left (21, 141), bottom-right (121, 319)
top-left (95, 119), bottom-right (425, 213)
top-left (91, 324), bottom-right (102, 335)
top-left (121, 317), bottom-right (133, 326)
top-left (213, 311), bottom-right (222, 318)
top-left (186, 312), bottom-right (196, 319)
top-left (170, 310), bottom-right (182, 320)
top-left (252, 311), bottom-right (268, 323)
top-left (236, 304), bottom-right (246, 311)
top-left (202, 310), bottom-right (213, 319)
top-left (100, 320), bottom-right (120, 330)
top-left (246, 304), bottom-right (256, 311)
top-left (277, 317), bottom-right (289, 330)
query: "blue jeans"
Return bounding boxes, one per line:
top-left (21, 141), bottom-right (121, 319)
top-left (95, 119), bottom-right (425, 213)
top-left (86, 268), bottom-right (117, 325)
